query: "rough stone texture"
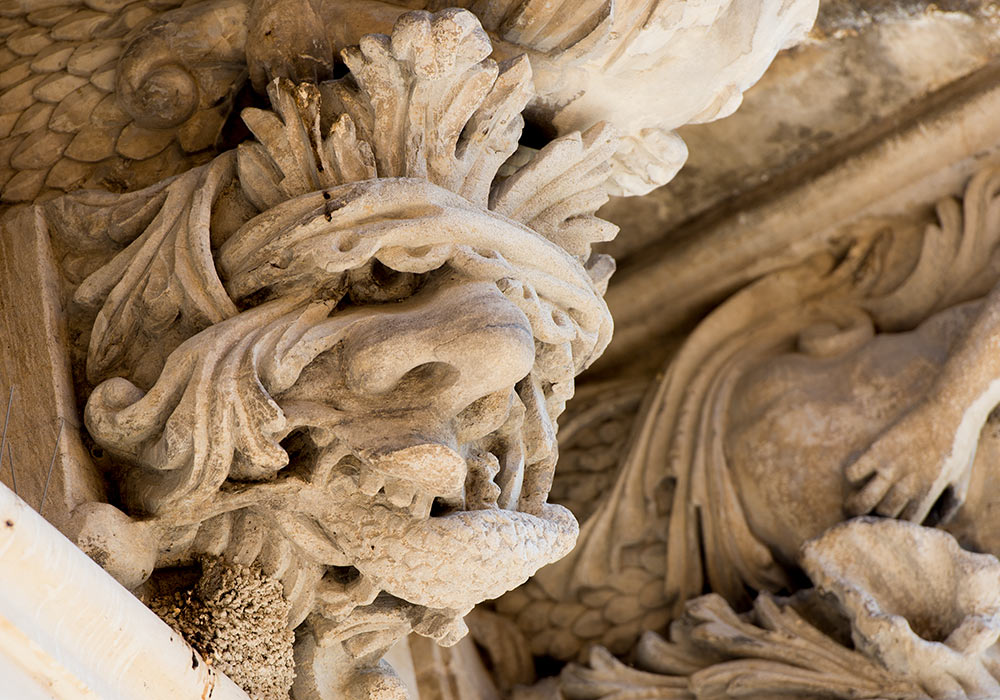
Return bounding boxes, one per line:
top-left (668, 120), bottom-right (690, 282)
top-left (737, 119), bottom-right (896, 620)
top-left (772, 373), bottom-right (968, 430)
top-left (486, 41), bottom-right (1000, 690)
top-left (6, 0), bottom-right (820, 695)
top-left (557, 520), bottom-right (1000, 699)
top-left (506, 162), bottom-right (1000, 670)
top-left (14, 0), bottom-right (1000, 699)
top-left (41, 11), bottom-right (612, 694)
top-left (150, 558), bottom-right (296, 700)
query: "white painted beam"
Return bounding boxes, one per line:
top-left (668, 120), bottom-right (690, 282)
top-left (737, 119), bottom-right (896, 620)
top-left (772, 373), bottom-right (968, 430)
top-left (0, 482), bottom-right (249, 700)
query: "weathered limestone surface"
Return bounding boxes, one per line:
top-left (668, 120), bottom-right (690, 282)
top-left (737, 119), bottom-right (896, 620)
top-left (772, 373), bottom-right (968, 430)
top-left (0, 0), bottom-right (817, 696)
top-left (0, 207), bottom-right (104, 531)
top-left (600, 0), bottom-right (1000, 261)
top-left (492, 3), bottom-right (1000, 693)
top-left (10, 0), bottom-right (1000, 699)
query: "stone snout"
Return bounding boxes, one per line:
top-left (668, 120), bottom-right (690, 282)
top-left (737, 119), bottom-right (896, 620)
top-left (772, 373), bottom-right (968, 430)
top-left (281, 278), bottom-right (537, 508)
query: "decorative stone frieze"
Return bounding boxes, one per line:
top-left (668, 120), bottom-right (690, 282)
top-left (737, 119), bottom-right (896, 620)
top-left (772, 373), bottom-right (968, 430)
top-left (494, 158), bottom-right (1000, 698)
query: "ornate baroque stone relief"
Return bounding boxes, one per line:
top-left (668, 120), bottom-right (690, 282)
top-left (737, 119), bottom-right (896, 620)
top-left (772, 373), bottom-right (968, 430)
top-left (562, 519), bottom-right (1000, 699)
top-left (0, 0), bottom-right (817, 204)
top-left (5, 0), bottom-right (934, 698)
top-left (17, 0), bottom-right (1000, 696)
top-left (491, 163), bottom-right (1000, 698)
top-left (29, 9), bottom-right (625, 697)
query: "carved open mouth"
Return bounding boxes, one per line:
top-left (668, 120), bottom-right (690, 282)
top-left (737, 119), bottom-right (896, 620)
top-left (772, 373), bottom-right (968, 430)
top-left (352, 445), bottom-right (517, 518)
top-left (312, 398), bottom-right (577, 613)
top-left (337, 379), bottom-right (543, 517)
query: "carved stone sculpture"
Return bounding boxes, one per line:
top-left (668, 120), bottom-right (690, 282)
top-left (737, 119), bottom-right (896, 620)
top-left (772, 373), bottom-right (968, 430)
top-left (0, 0), bottom-right (851, 697)
top-left (20, 0), bottom-right (993, 693)
top-left (494, 161), bottom-right (1000, 696)
top-left (562, 518), bottom-right (1000, 699)
top-left (20, 9), bottom-right (630, 696)
top-left (0, 0), bottom-right (818, 204)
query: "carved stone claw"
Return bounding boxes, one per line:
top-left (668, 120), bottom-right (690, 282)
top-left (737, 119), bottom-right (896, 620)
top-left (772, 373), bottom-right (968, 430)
top-left (845, 402), bottom-right (965, 523)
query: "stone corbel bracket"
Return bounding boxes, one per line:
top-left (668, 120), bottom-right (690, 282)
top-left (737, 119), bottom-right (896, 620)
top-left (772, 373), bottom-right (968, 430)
top-left (3, 7), bottom-right (646, 698)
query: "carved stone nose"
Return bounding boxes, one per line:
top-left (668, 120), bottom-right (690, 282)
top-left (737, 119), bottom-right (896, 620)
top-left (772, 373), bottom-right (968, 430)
top-left (342, 281), bottom-right (535, 407)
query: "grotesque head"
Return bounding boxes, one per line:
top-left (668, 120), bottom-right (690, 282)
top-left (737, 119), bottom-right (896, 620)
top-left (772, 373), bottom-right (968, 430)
top-left (47, 8), bottom-right (619, 695)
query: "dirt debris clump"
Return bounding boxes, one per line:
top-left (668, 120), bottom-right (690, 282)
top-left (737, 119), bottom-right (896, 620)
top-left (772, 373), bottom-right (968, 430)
top-left (150, 557), bottom-right (295, 700)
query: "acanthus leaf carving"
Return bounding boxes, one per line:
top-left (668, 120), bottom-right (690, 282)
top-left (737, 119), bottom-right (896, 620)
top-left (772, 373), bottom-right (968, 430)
top-left (36, 8), bottom-right (630, 698)
top-left (0, 0), bottom-right (845, 697)
top-left (71, 154), bottom-right (240, 388)
top-left (453, 0), bottom-right (613, 56)
top-left (862, 167), bottom-right (1000, 331)
top-left (237, 85), bottom-right (377, 212)
top-left (496, 153), bottom-right (1000, 698)
top-left (488, 146), bottom-right (1000, 700)
top-left (490, 121), bottom-right (620, 259)
top-left (560, 519), bottom-right (1000, 700)
top-left (0, 0), bottom-right (818, 203)
top-left (84, 296), bottom-right (327, 512)
top-left (331, 8), bottom-right (535, 205)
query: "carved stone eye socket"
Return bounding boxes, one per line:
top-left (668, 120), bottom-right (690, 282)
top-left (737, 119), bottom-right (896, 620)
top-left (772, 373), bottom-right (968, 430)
top-left (347, 260), bottom-right (423, 304)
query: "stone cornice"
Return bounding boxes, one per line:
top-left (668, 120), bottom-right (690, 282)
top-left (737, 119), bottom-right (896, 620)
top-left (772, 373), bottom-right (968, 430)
top-left (598, 60), bottom-right (1000, 373)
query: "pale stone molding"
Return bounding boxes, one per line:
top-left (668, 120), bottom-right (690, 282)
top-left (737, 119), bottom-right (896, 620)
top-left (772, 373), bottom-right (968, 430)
top-left (600, 64), bottom-right (1000, 371)
top-left (0, 481), bottom-right (251, 700)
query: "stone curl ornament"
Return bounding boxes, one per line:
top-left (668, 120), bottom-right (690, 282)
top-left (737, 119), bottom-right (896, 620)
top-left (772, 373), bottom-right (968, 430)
top-left (35, 8), bottom-right (623, 699)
